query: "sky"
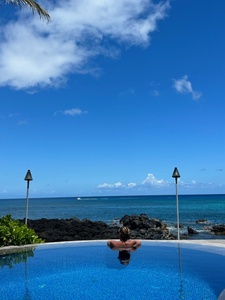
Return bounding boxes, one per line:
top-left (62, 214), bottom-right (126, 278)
top-left (0, 0), bottom-right (225, 198)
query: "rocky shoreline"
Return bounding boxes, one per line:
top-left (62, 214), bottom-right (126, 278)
top-left (26, 214), bottom-right (175, 242)
top-left (25, 214), bottom-right (225, 243)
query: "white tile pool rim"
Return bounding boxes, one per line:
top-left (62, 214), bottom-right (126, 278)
top-left (1, 239), bottom-right (225, 255)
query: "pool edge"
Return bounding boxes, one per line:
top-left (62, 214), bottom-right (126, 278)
top-left (1, 239), bottom-right (225, 255)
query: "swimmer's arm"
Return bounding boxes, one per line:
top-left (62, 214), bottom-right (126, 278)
top-left (131, 240), bottom-right (141, 250)
top-left (107, 240), bottom-right (116, 249)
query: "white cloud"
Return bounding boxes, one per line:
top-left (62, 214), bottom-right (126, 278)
top-left (97, 183), bottom-right (113, 189)
top-left (114, 182), bottom-right (123, 188)
top-left (97, 181), bottom-right (136, 189)
top-left (127, 182), bottom-right (137, 188)
top-left (54, 108), bottom-right (88, 116)
top-left (97, 172), bottom-right (225, 194)
top-left (0, 0), bottom-right (170, 90)
top-left (97, 173), bottom-right (168, 191)
top-left (141, 173), bottom-right (169, 187)
top-left (173, 75), bottom-right (202, 100)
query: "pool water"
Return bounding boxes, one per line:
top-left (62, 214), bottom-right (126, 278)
top-left (1, 241), bottom-right (225, 299)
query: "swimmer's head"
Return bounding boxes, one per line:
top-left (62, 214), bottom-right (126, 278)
top-left (119, 226), bottom-right (131, 242)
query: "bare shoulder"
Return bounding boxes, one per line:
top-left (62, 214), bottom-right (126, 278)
top-left (107, 240), bottom-right (121, 249)
top-left (129, 239), bottom-right (141, 248)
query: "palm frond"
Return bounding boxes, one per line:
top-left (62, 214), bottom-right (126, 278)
top-left (6, 0), bottom-right (50, 21)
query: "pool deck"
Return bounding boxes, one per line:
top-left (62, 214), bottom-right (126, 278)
top-left (1, 239), bottom-right (225, 255)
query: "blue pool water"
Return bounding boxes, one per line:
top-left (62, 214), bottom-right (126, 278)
top-left (1, 241), bottom-right (225, 299)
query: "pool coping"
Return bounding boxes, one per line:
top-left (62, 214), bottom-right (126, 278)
top-left (1, 239), bottom-right (225, 255)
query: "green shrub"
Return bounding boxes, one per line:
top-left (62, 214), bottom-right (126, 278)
top-left (0, 215), bottom-right (44, 247)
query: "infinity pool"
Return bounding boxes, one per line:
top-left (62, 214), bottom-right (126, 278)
top-left (1, 241), bottom-right (225, 299)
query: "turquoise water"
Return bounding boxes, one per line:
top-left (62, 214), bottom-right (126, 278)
top-left (1, 241), bottom-right (225, 299)
top-left (0, 194), bottom-right (225, 239)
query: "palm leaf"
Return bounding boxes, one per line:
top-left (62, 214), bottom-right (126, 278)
top-left (6, 0), bottom-right (50, 21)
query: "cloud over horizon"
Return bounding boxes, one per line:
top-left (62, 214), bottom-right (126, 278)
top-left (97, 173), bottom-right (171, 192)
top-left (0, 0), bottom-right (170, 90)
top-left (96, 172), bottom-right (225, 194)
top-left (141, 173), bottom-right (169, 187)
top-left (97, 182), bottom-right (137, 190)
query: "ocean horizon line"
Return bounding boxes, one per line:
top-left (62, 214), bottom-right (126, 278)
top-left (1, 192), bottom-right (225, 201)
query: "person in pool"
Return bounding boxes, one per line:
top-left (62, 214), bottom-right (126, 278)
top-left (107, 226), bottom-right (141, 251)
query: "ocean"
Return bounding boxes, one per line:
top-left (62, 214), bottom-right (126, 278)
top-left (0, 194), bottom-right (225, 240)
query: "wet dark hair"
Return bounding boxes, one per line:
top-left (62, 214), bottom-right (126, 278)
top-left (119, 226), bottom-right (131, 242)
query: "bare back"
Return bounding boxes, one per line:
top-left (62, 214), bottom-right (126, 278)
top-left (107, 239), bottom-right (141, 250)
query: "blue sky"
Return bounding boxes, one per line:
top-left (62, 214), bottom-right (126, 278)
top-left (0, 0), bottom-right (225, 198)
